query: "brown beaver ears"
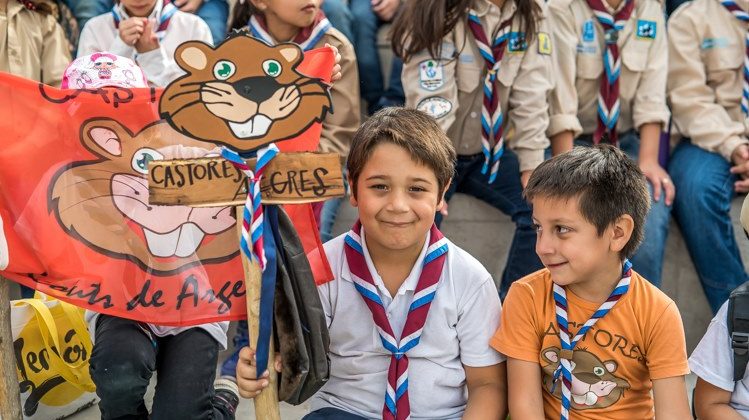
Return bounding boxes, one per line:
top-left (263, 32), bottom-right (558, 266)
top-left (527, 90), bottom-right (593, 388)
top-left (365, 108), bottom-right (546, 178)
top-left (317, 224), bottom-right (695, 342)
top-left (175, 42), bottom-right (212, 72)
top-left (79, 118), bottom-right (131, 159)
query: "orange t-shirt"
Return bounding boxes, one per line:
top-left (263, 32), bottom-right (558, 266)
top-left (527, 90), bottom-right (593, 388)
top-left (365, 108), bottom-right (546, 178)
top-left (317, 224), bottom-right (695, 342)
top-left (491, 269), bottom-right (689, 419)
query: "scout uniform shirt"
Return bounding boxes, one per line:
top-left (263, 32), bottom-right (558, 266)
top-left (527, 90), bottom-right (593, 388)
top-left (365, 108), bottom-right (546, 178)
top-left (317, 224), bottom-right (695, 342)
top-left (668, 0), bottom-right (749, 161)
top-left (0, 0), bottom-right (71, 87)
top-left (402, 0), bottom-right (554, 173)
top-left (547, 0), bottom-right (669, 139)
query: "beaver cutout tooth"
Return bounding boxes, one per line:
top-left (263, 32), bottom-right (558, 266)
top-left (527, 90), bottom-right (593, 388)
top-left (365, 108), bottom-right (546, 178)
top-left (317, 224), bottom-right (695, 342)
top-left (143, 223), bottom-right (205, 258)
top-left (228, 114), bottom-right (272, 139)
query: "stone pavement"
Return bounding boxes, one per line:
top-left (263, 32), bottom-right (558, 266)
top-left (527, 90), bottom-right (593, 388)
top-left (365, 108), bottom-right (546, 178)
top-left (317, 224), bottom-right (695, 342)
top-left (68, 191), bottom-right (742, 419)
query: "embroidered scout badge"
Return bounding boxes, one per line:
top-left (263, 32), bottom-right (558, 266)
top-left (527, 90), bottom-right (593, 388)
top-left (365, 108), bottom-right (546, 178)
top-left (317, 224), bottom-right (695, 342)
top-left (577, 20), bottom-right (598, 54)
top-left (508, 32), bottom-right (528, 53)
top-left (636, 20), bottom-right (656, 40)
top-left (538, 32), bottom-right (552, 55)
top-left (419, 59), bottom-right (444, 91)
top-left (701, 37), bottom-right (730, 49)
top-left (582, 20), bottom-right (596, 42)
top-left (417, 96), bottom-right (452, 119)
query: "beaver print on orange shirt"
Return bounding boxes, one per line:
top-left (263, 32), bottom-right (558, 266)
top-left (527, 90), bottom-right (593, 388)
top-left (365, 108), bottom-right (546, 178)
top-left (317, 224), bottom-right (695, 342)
top-left (49, 118), bottom-right (239, 276)
top-left (159, 35), bottom-right (332, 152)
top-left (541, 346), bottom-right (631, 410)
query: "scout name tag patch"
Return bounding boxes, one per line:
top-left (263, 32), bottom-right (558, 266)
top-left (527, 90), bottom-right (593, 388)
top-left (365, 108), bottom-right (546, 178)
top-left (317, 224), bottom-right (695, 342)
top-left (636, 20), bottom-right (656, 40)
top-left (419, 59), bottom-right (444, 91)
top-left (508, 32), bottom-right (527, 53)
top-left (417, 96), bottom-right (452, 119)
top-left (538, 32), bottom-right (552, 55)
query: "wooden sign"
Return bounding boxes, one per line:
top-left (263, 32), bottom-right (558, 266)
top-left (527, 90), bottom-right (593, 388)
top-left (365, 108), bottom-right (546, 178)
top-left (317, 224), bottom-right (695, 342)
top-left (148, 152), bottom-right (345, 206)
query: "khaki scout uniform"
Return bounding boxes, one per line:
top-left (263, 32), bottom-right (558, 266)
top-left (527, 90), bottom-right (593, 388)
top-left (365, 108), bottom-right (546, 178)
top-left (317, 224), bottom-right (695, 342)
top-left (0, 0), bottom-right (71, 87)
top-left (547, 0), bottom-right (669, 139)
top-left (402, 0), bottom-right (554, 172)
top-left (313, 28), bottom-right (361, 156)
top-left (668, 0), bottom-right (749, 161)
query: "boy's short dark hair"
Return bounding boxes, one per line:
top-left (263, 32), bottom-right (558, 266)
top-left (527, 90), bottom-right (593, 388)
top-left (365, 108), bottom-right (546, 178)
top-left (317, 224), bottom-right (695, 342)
top-left (524, 145), bottom-right (650, 259)
top-left (347, 107), bottom-right (456, 198)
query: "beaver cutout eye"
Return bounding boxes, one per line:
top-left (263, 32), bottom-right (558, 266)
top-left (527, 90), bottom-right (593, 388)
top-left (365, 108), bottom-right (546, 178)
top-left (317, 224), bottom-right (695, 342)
top-left (132, 148), bottom-right (164, 175)
top-left (593, 367), bottom-right (605, 377)
top-left (213, 60), bottom-right (236, 80)
top-left (262, 59), bottom-right (282, 77)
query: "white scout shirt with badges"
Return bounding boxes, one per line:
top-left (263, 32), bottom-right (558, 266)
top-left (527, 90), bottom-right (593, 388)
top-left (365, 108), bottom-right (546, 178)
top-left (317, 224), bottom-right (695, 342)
top-left (402, 0), bottom-right (554, 173)
top-left (547, 0), bottom-right (669, 138)
top-left (668, 0), bottom-right (749, 161)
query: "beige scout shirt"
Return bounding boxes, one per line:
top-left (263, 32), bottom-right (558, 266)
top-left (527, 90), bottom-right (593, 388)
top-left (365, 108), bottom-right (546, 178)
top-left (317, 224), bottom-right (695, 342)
top-left (402, 0), bottom-right (553, 172)
top-left (668, 0), bottom-right (749, 161)
top-left (313, 29), bottom-right (361, 157)
top-left (0, 0), bottom-right (70, 87)
top-left (548, 0), bottom-right (669, 139)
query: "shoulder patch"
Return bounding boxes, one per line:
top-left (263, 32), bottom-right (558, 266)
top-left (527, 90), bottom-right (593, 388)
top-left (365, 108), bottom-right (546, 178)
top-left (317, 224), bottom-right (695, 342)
top-left (636, 20), bottom-right (657, 40)
top-left (508, 32), bottom-right (528, 53)
top-left (416, 96), bottom-right (452, 119)
top-left (418, 59), bottom-right (444, 91)
top-left (538, 32), bottom-right (552, 55)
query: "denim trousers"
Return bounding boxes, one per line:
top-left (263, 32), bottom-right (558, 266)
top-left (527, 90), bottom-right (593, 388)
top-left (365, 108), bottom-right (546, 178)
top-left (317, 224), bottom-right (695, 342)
top-left (89, 315), bottom-right (230, 420)
top-left (303, 407), bottom-right (368, 420)
top-left (668, 141), bottom-right (749, 313)
top-left (573, 131), bottom-right (672, 287)
top-left (437, 149), bottom-right (543, 298)
top-left (65, 0), bottom-right (228, 45)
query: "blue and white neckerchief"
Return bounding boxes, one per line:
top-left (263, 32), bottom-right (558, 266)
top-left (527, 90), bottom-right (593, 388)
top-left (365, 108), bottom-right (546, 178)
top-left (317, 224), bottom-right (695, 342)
top-left (248, 13), bottom-right (331, 52)
top-left (111, 0), bottom-right (177, 41)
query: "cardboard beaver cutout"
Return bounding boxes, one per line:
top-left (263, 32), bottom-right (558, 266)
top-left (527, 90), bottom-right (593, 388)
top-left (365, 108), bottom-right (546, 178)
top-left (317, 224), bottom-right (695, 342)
top-left (49, 118), bottom-right (238, 275)
top-left (160, 35), bottom-right (332, 152)
top-left (541, 346), bottom-right (630, 410)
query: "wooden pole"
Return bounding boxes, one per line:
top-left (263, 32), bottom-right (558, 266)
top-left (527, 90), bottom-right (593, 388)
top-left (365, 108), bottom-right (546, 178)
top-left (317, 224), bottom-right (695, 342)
top-left (236, 213), bottom-right (281, 420)
top-left (0, 278), bottom-right (22, 420)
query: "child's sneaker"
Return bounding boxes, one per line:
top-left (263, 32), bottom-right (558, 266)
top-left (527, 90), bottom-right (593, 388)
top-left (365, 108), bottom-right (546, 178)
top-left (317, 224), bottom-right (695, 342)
top-left (213, 377), bottom-right (240, 418)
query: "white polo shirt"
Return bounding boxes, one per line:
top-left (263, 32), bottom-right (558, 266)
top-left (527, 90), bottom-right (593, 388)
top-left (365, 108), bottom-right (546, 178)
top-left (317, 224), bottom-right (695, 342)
top-left (690, 301), bottom-right (749, 417)
top-left (310, 228), bottom-right (505, 419)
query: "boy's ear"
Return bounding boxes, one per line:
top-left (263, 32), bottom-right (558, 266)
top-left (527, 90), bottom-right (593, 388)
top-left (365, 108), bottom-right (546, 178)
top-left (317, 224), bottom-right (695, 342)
top-left (437, 181), bottom-right (451, 211)
top-left (609, 214), bottom-right (634, 254)
top-left (347, 175), bottom-right (358, 208)
top-left (249, 0), bottom-right (268, 11)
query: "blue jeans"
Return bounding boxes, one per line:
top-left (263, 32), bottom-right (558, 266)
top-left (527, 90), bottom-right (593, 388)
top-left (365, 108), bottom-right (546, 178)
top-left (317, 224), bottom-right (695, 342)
top-left (321, 0), bottom-right (354, 43)
top-left (573, 131), bottom-right (672, 287)
top-left (437, 150), bottom-right (543, 298)
top-left (69, 0), bottom-right (228, 45)
top-left (303, 407), bottom-right (367, 420)
top-left (348, 0), bottom-right (404, 114)
top-left (668, 141), bottom-right (749, 313)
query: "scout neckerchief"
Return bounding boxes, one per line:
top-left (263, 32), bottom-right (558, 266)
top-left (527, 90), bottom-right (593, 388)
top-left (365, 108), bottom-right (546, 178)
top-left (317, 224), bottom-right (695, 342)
top-left (344, 222), bottom-right (449, 420)
top-left (111, 0), bottom-right (177, 38)
top-left (719, 0), bottom-right (749, 115)
top-left (586, 0), bottom-right (635, 145)
top-left (466, 11), bottom-right (514, 184)
top-left (552, 259), bottom-right (632, 420)
top-left (249, 11), bottom-right (331, 52)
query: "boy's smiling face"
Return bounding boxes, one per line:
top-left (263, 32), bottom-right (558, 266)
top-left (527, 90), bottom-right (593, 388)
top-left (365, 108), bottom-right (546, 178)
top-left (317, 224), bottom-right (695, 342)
top-left (532, 195), bottom-right (626, 290)
top-left (350, 142), bottom-right (446, 256)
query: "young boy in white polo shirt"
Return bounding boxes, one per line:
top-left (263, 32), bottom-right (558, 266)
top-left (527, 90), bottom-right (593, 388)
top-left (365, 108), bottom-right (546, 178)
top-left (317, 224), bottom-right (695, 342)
top-left (236, 107), bottom-right (507, 420)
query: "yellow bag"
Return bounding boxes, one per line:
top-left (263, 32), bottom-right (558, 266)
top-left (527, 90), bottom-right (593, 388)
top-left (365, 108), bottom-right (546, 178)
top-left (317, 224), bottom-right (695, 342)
top-left (11, 292), bottom-right (97, 419)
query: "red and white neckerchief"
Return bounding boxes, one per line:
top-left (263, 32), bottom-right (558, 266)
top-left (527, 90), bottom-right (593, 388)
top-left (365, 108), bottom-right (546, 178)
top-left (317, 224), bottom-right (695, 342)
top-left (344, 222), bottom-right (448, 420)
top-left (586, 0), bottom-right (634, 145)
top-left (248, 11), bottom-right (331, 52)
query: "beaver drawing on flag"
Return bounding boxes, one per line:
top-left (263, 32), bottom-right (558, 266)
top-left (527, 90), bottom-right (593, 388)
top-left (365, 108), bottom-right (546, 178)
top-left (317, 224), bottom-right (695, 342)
top-left (159, 34), bottom-right (332, 152)
top-left (541, 346), bottom-right (631, 409)
top-left (48, 118), bottom-right (238, 275)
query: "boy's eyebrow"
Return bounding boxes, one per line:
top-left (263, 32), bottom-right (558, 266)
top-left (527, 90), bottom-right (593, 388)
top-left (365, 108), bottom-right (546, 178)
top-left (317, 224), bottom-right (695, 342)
top-left (364, 175), bottom-right (435, 184)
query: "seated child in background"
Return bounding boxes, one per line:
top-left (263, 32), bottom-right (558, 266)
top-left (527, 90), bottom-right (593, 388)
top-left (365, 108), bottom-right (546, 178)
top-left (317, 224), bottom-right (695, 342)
top-left (76, 0), bottom-right (212, 86)
top-left (236, 108), bottom-right (507, 420)
top-left (493, 145), bottom-right (691, 419)
top-left (63, 53), bottom-right (240, 420)
top-left (690, 195), bottom-right (749, 419)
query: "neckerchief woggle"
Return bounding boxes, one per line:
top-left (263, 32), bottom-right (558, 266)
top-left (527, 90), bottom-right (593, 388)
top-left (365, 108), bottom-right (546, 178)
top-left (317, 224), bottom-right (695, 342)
top-left (552, 259), bottom-right (632, 420)
top-left (466, 11), bottom-right (513, 184)
top-left (111, 0), bottom-right (177, 42)
top-left (585, 0), bottom-right (634, 145)
top-left (344, 222), bottom-right (449, 420)
top-left (248, 11), bottom-right (331, 52)
top-left (221, 145), bottom-right (279, 379)
top-left (718, 0), bottom-right (749, 116)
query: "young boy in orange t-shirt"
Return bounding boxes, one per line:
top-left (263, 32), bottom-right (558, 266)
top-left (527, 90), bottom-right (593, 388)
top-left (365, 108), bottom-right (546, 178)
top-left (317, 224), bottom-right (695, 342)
top-left (492, 145), bottom-right (690, 419)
